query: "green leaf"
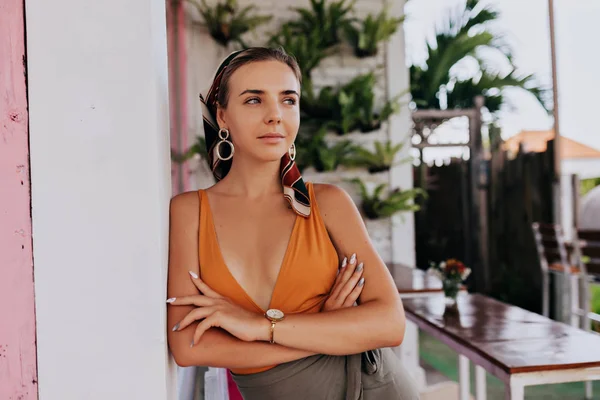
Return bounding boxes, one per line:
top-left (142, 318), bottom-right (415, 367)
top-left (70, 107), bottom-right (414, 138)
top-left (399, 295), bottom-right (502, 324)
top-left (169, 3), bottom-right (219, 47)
top-left (348, 179), bottom-right (427, 219)
top-left (409, 0), bottom-right (549, 114)
top-left (187, 0), bottom-right (271, 47)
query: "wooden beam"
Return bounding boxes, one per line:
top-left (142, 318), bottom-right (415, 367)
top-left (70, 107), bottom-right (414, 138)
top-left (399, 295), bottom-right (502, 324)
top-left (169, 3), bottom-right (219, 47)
top-left (413, 109), bottom-right (477, 120)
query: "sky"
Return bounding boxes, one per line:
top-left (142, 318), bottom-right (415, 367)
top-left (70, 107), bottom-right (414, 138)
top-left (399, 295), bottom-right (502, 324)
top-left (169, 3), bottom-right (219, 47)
top-left (403, 0), bottom-right (600, 152)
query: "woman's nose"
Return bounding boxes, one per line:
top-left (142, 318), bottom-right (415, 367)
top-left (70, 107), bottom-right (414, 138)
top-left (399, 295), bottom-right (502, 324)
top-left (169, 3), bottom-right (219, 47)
top-left (265, 105), bottom-right (282, 124)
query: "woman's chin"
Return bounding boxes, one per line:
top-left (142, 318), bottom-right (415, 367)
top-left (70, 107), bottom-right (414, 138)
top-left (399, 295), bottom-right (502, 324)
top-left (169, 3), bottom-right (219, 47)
top-left (255, 147), bottom-right (288, 162)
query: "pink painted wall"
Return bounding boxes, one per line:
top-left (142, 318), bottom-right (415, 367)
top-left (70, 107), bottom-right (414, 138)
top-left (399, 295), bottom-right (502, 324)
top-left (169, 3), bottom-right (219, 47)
top-left (0, 0), bottom-right (39, 399)
top-left (167, 0), bottom-right (191, 196)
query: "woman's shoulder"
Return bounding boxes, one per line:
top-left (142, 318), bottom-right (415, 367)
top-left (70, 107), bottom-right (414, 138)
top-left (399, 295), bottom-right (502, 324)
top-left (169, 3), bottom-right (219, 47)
top-left (310, 183), bottom-right (357, 221)
top-left (169, 190), bottom-right (201, 218)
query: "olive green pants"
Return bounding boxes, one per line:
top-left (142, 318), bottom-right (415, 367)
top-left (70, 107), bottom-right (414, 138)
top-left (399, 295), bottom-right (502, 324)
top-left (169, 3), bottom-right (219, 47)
top-left (231, 347), bottom-right (420, 400)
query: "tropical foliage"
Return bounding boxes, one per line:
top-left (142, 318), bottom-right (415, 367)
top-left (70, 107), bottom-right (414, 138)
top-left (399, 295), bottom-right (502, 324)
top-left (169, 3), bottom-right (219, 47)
top-left (295, 128), bottom-right (355, 172)
top-left (283, 0), bottom-right (356, 50)
top-left (344, 7), bottom-right (405, 58)
top-left (409, 0), bottom-right (549, 114)
top-left (350, 178), bottom-right (427, 219)
top-left (188, 0), bottom-right (272, 47)
top-left (345, 140), bottom-right (410, 173)
top-left (171, 136), bottom-right (209, 163)
top-left (301, 73), bottom-right (402, 134)
top-left (268, 25), bottom-right (330, 81)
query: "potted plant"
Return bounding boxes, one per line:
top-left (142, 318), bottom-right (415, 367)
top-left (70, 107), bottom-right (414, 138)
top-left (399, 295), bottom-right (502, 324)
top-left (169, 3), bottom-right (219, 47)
top-left (428, 258), bottom-right (471, 310)
top-left (300, 73), bottom-right (402, 135)
top-left (188, 0), bottom-right (272, 48)
top-left (343, 7), bottom-right (405, 58)
top-left (295, 127), bottom-right (355, 172)
top-left (345, 140), bottom-right (411, 173)
top-left (284, 0), bottom-right (356, 50)
top-left (349, 178), bottom-right (427, 219)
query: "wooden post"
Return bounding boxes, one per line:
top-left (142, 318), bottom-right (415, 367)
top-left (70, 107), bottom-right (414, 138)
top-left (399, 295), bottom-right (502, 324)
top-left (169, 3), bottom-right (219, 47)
top-left (469, 96), bottom-right (488, 292)
top-left (0, 1), bottom-right (38, 398)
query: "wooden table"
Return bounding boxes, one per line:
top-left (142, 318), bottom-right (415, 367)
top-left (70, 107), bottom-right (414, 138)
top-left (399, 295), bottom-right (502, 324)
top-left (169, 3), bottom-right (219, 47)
top-left (388, 263), bottom-right (445, 297)
top-left (402, 293), bottom-right (600, 400)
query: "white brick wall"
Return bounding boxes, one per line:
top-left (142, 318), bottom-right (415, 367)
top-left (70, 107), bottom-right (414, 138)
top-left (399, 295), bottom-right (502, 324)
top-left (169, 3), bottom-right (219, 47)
top-left (182, 0), bottom-right (413, 264)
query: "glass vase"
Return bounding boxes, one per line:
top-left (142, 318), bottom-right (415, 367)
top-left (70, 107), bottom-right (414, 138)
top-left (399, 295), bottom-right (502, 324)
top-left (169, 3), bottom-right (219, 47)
top-left (442, 279), bottom-right (460, 311)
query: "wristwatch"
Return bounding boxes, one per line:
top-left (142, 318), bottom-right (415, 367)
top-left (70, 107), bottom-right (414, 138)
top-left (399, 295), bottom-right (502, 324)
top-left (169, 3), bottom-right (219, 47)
top-left (265, 309), bottom-right (285, 344)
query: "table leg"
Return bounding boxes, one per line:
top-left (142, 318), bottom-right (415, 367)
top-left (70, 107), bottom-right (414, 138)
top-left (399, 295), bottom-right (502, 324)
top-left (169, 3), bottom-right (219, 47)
top-left (585, 380), bottom-right (593, 399)
top-left (505, 380), bottom-right (524, 400)
top-left (475, 365), bottom-right (487, 400)
top-left (459, 355), bottom-right (470, 400)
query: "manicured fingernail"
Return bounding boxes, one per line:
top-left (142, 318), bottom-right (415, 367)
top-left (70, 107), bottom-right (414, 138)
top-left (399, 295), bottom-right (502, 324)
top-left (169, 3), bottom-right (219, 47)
top-left (189, 271), bottom-right (198, 279)
top-left (350, 253), bottom-right (356, 264)
top-left (166, 298), bottom-right (176, 303)
top-left (358, 277), bottom-right (365, 287)
top-left (341, 257), bottom-right (347, 268)
top-left (172, 323), bottom-right (180, 332)
top-left (190, 340), bottom-right (194, 348)
top-left (356, 262), bottom-right (363, 273)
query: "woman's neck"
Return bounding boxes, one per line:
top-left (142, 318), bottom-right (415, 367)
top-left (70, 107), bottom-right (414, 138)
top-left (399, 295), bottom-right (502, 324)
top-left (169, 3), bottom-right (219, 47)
top-left (217, 156), bottom-right (282, 199)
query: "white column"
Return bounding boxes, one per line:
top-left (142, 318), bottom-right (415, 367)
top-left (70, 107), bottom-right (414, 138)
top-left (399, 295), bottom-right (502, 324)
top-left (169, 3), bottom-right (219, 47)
top-left (25, 0), bottom-right (176, 399)
top-left (385, 0), bottom-right (424, 388)
top-left (386, 0), bottom-right (415, 268)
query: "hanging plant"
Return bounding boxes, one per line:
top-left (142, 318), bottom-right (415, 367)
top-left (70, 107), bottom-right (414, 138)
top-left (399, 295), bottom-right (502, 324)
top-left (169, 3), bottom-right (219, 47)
top-left (300, 79), bottom-right (337, 122)
top-left (188, 0), bottom-right (272, 48)
top-left (295, 127), bottom-right (355, 172)
top-left (343, 7), bottom-right (405, 58)
top-left (349, 178), bottom-right (427, 219)
top-left (345, 140), bottom-right (411, 173)
top-left (269, 25), bottom-right (331, 81)
top-left (284, 0), bottom-right (356, 50)
top-left (301, 73), bottom-right (402, 135)
top-left (171, 136), bottom-right (208, 164)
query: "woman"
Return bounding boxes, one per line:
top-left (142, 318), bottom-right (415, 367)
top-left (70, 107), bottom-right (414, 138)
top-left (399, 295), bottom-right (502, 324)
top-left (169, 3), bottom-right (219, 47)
top-left (167, 47), bottom-right (419, 399)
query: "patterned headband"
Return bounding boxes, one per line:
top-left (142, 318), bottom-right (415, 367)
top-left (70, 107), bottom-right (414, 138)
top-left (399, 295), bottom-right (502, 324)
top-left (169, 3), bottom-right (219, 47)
top-left (198, 49), bottom-right (311, 217)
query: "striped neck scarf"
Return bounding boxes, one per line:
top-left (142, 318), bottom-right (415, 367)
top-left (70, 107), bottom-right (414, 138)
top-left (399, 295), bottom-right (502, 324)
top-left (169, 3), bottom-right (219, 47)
top-left (198, 49), bottom-right (311, 218)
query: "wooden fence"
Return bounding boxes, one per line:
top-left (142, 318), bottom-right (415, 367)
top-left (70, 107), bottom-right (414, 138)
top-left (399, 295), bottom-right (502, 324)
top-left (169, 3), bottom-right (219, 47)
top-left (414, 127), bottom-right (556, 313)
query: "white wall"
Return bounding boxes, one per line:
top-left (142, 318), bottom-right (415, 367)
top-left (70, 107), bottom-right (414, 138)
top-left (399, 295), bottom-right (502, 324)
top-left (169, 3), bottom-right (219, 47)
top-left (183, 0), bottom-right (415, 265)
top-left (25, 0), bottom-right (176, 398)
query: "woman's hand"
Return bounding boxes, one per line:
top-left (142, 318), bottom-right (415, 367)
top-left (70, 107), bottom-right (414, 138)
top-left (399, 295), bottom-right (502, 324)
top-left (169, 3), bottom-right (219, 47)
top-left (168, 272), bottom-right (269, 346)
top-left (322, 253), bottom-right (365, 312)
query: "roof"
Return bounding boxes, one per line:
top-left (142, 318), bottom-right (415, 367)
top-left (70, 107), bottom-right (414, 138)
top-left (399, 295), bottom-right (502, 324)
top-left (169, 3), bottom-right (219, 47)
top-left (503, 130), bottom-right (600, 159)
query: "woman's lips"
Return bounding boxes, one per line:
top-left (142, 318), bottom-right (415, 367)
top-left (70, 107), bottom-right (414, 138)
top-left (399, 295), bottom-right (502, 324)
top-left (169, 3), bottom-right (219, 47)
top-left (258, 134), bottom-right (285, 143)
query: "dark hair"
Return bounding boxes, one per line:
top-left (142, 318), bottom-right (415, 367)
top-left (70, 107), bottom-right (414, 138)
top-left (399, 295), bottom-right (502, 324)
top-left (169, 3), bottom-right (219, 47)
top-left (217, 47), bottom-right (302, 109)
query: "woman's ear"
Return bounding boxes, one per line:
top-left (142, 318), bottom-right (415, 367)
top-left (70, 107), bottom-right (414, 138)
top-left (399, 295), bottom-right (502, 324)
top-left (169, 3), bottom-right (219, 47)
top-left (216, 106), bottom-right (227, 129)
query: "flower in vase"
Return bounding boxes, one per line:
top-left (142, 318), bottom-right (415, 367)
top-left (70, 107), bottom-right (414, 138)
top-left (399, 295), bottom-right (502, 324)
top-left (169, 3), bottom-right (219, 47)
top-left (427, 259), bottom-right (471, 304)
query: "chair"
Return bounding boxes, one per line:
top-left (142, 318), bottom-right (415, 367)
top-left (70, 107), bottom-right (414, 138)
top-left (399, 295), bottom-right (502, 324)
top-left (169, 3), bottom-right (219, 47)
top-left (531, 222), bottom-right (578, 320)
top-left (533, 223), bottom-right (597, 400)
top-left (573, 229), bottom-right (600, 331)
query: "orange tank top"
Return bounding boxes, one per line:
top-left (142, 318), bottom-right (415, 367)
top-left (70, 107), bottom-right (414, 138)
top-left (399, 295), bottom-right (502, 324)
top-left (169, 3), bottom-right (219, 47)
top-left (197, 182), bottom-right (339, 375)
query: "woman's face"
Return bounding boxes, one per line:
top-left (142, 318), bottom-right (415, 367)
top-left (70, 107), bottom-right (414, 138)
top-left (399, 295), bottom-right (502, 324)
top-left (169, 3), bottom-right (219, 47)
top-left (216, 60), bottom-right (300, 163)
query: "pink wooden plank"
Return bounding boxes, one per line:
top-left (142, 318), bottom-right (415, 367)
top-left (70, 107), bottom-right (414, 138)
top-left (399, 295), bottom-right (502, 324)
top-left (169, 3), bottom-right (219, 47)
top-left (167, 0), bottom-right (191, 196)
top-left (0, 1), bottom-right (39, 399)
top-left (177, 2), bottom-right (190, 192)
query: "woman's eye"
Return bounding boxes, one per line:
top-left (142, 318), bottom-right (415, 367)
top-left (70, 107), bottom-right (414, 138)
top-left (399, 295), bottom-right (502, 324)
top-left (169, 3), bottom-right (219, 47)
top-left (245, 97), bottom-right (260, 104)
top-left (284, 98), bottom-right (297, 105)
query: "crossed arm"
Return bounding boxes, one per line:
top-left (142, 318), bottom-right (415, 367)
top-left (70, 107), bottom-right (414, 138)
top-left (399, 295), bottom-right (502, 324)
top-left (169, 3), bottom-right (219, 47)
top-left (166, 184), bottom-right (405, 368)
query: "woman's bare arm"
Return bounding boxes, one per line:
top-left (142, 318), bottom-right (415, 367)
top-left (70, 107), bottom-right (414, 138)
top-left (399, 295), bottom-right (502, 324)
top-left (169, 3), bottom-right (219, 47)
top-left (256, 184), bottom-right (406, 355)
top-left (167, 192), bottom-right (313, 367)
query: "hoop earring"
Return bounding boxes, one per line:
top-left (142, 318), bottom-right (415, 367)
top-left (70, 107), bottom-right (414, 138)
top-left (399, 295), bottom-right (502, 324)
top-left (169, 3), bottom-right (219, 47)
top-left (288, 143), bottom-right (296, 161)
top-left (216, 128), bottom-right (234, 161)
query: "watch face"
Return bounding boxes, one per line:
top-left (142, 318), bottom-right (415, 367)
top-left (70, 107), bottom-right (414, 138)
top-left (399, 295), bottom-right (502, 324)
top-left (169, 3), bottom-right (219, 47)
top-left (266, 309), bottom-right (284, 320)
